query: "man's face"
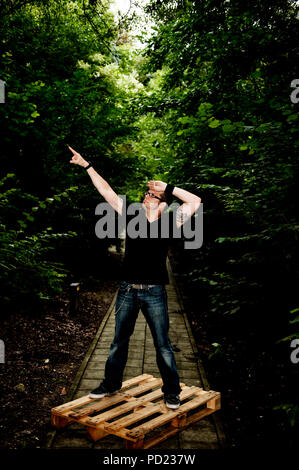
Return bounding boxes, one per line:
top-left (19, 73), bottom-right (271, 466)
top-left (142, 189), bottom-right (164, 208)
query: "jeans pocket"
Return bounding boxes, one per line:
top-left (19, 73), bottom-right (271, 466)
top-left (115, 287), bottom-right (129, 316)
top-left (148, 285), bottom-right (165, 296)
top-left (119, 281), bottom-right (130, 292)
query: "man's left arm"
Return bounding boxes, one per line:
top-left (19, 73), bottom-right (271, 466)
top-left (172, 186), bottom-right (201, 228)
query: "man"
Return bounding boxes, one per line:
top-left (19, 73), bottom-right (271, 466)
top-left (68, 146), bottom-right (201, 409)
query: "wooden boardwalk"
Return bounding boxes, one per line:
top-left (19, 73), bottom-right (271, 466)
top-left (46, 259), bottom-right (226, 449)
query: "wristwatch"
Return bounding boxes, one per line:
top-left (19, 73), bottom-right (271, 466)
top-left (165, 183), bottom-right (175, 196)
top-left (84, 161), bottom-right (93, 170)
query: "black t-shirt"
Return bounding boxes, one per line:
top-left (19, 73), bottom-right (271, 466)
top-left (120, 199), bottom-right (182, 284)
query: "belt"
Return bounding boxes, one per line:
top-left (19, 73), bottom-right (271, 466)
top-left (131, 284), bottom-right (156, 289)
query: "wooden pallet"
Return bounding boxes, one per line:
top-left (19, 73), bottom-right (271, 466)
top-left (51, 374), bottom-right (221, 449)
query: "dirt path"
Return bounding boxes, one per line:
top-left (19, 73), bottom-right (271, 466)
top-left (0, 279), bottom-right (119, 449)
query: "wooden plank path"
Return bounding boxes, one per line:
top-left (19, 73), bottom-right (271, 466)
top-left (46, 258), bottom-right (226, 449)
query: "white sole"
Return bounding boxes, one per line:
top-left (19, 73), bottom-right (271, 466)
top-left (89, 390), bottom-right (119, 399)
top-left (89, 393), bottom-right (107, 399)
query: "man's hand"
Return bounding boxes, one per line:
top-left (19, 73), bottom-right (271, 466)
top-left (68, 146), bottom-right (89, 168)
top-left (68, 145), bottom-right (123, 215)
top-left (148, 180), bottom-right (167, 192)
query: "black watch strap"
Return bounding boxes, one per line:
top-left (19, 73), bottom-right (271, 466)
top-left (84, 162), bottom-right (92, 170)
top-left (165, 183), bottom-right (175, 196)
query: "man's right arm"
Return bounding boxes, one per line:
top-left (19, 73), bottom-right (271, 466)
top-left (68, 146), bottom-right (123, 215)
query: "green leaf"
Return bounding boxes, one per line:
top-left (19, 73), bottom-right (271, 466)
top-left (287, 114), bottom-right (298, 122)
top-left (208, 119), bottom-right (221, 128)
top-left (222, 124), bottom-right (235, 133)
top-left (276, 334), bottom-right (299, 343)
top-left (290, 308), bottom-right (299, 314)
top-left (178, 116), bottom-right (191, 124)
top-left (17, 220), bottom-right (27, 228)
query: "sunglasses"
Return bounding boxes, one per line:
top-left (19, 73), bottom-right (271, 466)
top-left (144, 191), bottom-right (163, 201)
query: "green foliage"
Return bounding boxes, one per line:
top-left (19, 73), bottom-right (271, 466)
top-left (273, 404), bottom-right (299, 428)
top-left (277, 308), bottom-right (299, 343)
top-left (0, 0), bottom-right (141, 308)
top-left (208, 342), bottom-right (224, 361)
top-left (140, 0), bottom-right (299, 326)
top-left (0, 173), bottom-right (78, 308)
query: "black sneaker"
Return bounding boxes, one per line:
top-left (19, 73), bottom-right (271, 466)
top-left (164, 394), bottom-right (180, 409)
top-left (89, 384), bottom-right (119, 399)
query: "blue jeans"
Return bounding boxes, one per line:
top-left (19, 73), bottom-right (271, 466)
top-left (101, 281), bottom-right (181, 395)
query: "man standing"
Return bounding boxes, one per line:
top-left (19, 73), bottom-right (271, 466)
top-left (69, 146), bottom-right (201, 409)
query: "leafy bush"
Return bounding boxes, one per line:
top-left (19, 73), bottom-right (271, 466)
top-left (0, 173), bottom-right (78, 310)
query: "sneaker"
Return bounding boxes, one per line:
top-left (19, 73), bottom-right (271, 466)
top-left (89, 384), bottom-right (119, 399)
top-left (164, 394), bottom-right (180, 409)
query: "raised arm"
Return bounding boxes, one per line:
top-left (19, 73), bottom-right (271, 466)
top-left (148, 180), bottom-right (201, 228)
top-left (68, 146), bottom-right (123, 215)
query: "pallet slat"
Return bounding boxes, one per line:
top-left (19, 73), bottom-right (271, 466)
top-left (51, 373), bottom-right (154, 416)
top-left (81, 388), bottom-right (167, 426)
top-left (67, 377), bottom-right (163, 419)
